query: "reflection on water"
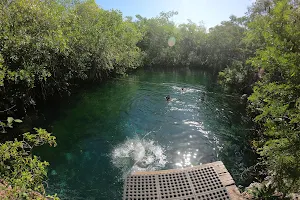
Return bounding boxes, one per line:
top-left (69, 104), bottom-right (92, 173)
top-left (36, 69), bottom-right (256, 200)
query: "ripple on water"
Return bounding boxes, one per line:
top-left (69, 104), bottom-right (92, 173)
top-left (37, 71), bottom-right (255, 200)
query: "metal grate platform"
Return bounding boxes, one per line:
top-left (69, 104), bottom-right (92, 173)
top-left (123, 161), bottom-right (239, 200)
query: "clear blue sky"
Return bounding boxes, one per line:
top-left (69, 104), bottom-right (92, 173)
top-left (95, 0), bottom-right (254, 28)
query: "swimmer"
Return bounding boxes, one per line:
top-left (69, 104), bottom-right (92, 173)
top-left (166, 95), bottom-right (171, 101)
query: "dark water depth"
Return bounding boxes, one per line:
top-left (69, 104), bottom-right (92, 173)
top-left (36, 69), bottom-right (256, 200)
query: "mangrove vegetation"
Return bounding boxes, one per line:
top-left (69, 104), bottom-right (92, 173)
top-left (0, 0), bottom-right (300, 198)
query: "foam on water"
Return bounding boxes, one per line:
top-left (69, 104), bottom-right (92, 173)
top-left (111, 137), bottom-right (167, 177)
top-left (171, 86), bottom-right (203, 93)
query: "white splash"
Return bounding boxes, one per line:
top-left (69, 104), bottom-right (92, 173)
top-left (111, 137), bottom-right (167, 177)
top-left (170, 107), bottom-right (193, 112)
top-left (171, 86), bottom-right (202, 93)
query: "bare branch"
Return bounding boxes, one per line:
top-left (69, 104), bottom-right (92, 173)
top-left (0, 105), bottom-right (16, 113)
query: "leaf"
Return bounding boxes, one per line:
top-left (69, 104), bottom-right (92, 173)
top-left (7, 117), bottom-right (13, 124)
top-left (14, 119), bottom-right (23, 123)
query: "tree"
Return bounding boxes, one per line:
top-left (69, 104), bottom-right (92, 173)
top-left (207, 16), bottom-right (248, 72)
top-left (136, 11), bottom-right (180, 67)
top-left (247, 0), bottom-right (300, 194)
top-left (177, 20), bottom-right (207, 66)
top-left (0, 0), bottom-right (144, 116)
top-left (0, 127), bottom-right (58, 199)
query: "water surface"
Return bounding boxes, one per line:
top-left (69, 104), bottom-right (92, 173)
top-left (37, 69), bottom-right (255, 200)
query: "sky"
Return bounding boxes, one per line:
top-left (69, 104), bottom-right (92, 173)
top-left (95, 0), bottom-right (255, 28)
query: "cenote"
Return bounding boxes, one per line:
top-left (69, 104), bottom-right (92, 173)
top-left (36, 68), bottom-right (256, 200)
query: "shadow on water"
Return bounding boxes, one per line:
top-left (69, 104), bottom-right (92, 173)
top-left (35, 68), bottom-right (257, 200)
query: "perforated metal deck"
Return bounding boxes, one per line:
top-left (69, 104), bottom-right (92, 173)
top-left (123, 161), bottom-right (242, 200)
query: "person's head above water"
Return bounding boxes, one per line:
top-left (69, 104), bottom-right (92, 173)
top-left (166, 95), bottom-right (171, 101)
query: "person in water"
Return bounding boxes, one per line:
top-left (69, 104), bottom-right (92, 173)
top-left (166, 95), bottom-right (171, 101)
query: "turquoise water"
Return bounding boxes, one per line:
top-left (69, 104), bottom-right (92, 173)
top-left (36, 69), bottom-right (256, 200)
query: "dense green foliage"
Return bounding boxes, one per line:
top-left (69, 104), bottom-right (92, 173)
top-left (248, 0), bottom-right (300, 195)
top-left (136, 12), bottom-right (208, 67)
top-left (220, 0), bottom-right (300, 196)
top-left (0, 0), bottom-right (143, 114)
top-left (1, 0), bottom-right (300, 198)
top-left (0, 125), bottom-right (58, 199)
top-left (136, 12), bottom-right (247, 70)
